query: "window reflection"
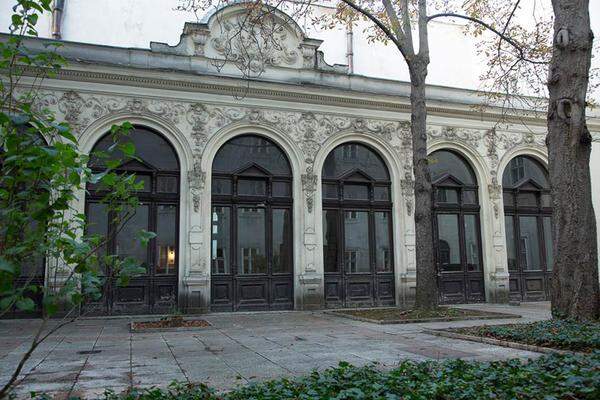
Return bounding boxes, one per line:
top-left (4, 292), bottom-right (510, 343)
top-left (519, 216), bottom-right (541, 270)
top-left (437, 214), bottom-right (461, 272)
top-left (375, 212), bottom-right (392, 272)
top-left (504, 216), bottom-right (517, 270)
top-left (211, 207), bottom-right (231, 274)
top-left (429, 150), bottom-right (476, 185)
top-left (89, 127), bottom-right (179, 171)
top-left (213, 136), bottom-right (291, 176)
top-left (272, 209), bottom-right (292, 273)
top-left (502, 156), bottom-right (549, 188)
top-left (543, 217), bottom-right (553, 270)
top-left (323, 210), bottom-right (339, 273)
top-left (323, 143), bottom-right (389, 180)
top-left (116, 205), bottom-right (150, 271)
top-left (237, 207), bottom-right (266, 274)
top-left (344, 211), bottom-right (369, 273)
top-left (464, 215), bottom-right (480, 271)
top-left (156, 205), bottom-right (177, 275)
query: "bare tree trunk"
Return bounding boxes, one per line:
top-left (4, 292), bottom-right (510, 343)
top-left (410, 58), bottom-right (438, 309)
top-left (547, 0), bottom-right (600, 320)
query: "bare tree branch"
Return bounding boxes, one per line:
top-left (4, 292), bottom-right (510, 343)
top-left (338, 0), bottom-right (407, 58)
top-left (427, 12), bottom-right (547, 65)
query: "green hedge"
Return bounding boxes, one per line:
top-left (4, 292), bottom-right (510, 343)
top-left (85, 352), bottom-right (600, 400)
top-left (457, 319), bottom-right (600, 352)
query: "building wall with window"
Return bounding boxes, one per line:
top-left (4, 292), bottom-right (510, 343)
top-left (3, 3), bottom-right (600, 313)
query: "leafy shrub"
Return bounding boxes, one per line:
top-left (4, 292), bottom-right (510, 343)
top-left (458, 319), bottom-right (600, 352)
top-left (68, 352), bottom-right (599, 399)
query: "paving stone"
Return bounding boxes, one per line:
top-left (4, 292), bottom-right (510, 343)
top-left (0, 302), bottom-right (552, 395)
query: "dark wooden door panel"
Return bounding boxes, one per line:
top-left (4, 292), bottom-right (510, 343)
top-left (440, 277), bottom-right (466, 304)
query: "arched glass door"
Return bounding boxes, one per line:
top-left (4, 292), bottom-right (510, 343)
top-left (210, 135), bottom-right (293, 311)
top-left (322, 143), bottom-right (394, 307)
top-left (503, 156), bottom-right (553, 301)
top-left (86, 127), bottom-right (180, 315)
top-left (430, 150), bottom-right (485, 303)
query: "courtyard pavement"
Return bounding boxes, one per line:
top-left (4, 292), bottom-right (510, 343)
top-left (0, 302), bottom-right (551, 399)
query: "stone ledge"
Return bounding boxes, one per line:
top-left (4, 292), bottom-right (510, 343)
top-left (423, 329), bottom-right (584, 355)
top-left (324, 309), bottom-right (521, 325)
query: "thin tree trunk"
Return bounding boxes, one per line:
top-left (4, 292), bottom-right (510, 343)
top-left (410, 58), bottom-right (438, 309)
top-left (547, 0), bottom-right (600, 320)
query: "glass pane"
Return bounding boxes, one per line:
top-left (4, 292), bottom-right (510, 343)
top-left (517, 192), bottom-right (537, 207)
top-left (541, 193), bottom-right (552, 208)
top-left (543, 217), bottom-right (554, 271)
top-left (135, 175), bottom-right (151, 192)
top-left (463, 190), bottom-right (477, 205)
top-left (502, 156), bottom-right (549, 189)
top-left (212, 178), bottom-right (232, 195)
top-left (237, 207), bottom-right (266, 274)
top-left (375, 212), bottom-right (392, 272)
top-left (344, 184), bottom-right (369, 200)
top-left (116, 205), bottom-right (149, 272)
top-left (503, 192), bottom-right (514, 207)
top-left (211, 207), bottom-right (231, 274)
top-left (155, 205), bottom-right (177, 275)
top-left (436, 214), bottom-right (461, 272)
top-left (238, 179), bottom-right (266, 196)
top-left (322, 143), bottom-right (389, 180)
top-left (90, 128), bottom-right (179, 171)
top-left (344, 211), bottom-right (370, 273)
top-left (504, 216), bottom-right (517, 270)
top-left (519, 216), bottom-right (541, 270)
top-left (374, 186), bottom-right (390, 201)
top-left (86, 203), bottom-right (108, 274)
top-left (272, 181), bottom-right (291, 197)
top-left (323, 183), bottom-right (339, 199)
top-left (156, 176), bottom-right (178, 193)
top-left (323, 210), bottom-right (339, 273)
top-left (436, 188), bottom-right (458, 204)
top-left (429, 150), bottom-right (476, 185)
top-left (272, 209), bottom-right (292, 273)
top-left (212, 135), bottom-right (291, 176)
top-left (464, 215), bottom-right (480, 271)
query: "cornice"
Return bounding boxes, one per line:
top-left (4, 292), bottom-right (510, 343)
top-left (22, 67), bottom-right (568, 130)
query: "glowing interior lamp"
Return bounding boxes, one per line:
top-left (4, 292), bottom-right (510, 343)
top-left (167, 246), bottom-right (176, 266)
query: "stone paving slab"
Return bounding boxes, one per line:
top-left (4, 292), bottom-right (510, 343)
top-left (0, 302), bottom-right (551, 398)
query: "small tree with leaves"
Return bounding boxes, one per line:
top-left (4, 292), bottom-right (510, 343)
top-left (0, 1), bottom-right (153, 397)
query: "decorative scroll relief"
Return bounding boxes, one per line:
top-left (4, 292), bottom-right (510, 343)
top-left (301, 173), bottom-right (318, 214)
top-left (209, 14), bottom-right (300, 74)
top-left (427, 125), bottom-right (484, 145)
top-left (28, 90), bottom-right (410, 215)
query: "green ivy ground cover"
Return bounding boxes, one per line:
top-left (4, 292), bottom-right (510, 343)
top-left (455, 319), bottom-right (600, 352)
top-left (37, 352), bottom-right (599, 400)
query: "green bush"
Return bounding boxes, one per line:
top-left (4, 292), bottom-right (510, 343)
top-left (458, 319), bottom-right (600, 352)
top-left (61, 352), bottom-right (599, 400)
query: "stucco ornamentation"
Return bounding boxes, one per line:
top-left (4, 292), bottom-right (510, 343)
top-left (210, 15), bottom-right (299, 74)
top-left (187, 103), bottom-right (210, 147)
top-left (400, 172), bottom-right (415, 216)
top-left (301, 172), bottom-right (318, 213)
top-left (428, 126), bottom-right (483, 145)
top-left (188, 162), bottom-right (206, 213)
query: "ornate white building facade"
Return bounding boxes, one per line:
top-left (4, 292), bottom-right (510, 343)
top-left (3, 2), bottom-right (600, 314)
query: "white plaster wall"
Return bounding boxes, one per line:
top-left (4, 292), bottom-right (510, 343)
top-left (4, 0), bottom-right (598, 95)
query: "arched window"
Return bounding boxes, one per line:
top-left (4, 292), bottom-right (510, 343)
top-left (430, 150), bottom-right (484, 303)
top-left (321, 143), bottom-right (394, 307)
top-left (85, 127), bottom-right (180, 315)
top-left (210, 135), bottom-right (293, 311)
top-left (503, 155), bottom-right (552, 301)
